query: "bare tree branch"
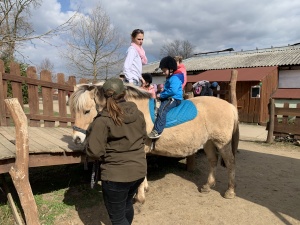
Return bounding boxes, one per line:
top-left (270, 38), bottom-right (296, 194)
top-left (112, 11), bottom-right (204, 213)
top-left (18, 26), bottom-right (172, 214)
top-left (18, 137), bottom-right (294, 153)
top-left (62, 4), bottom-right (126, 81)
top-left (0, 0), bottom-right (76, 62)
top-left (160, 39), bottom-right (195, 59)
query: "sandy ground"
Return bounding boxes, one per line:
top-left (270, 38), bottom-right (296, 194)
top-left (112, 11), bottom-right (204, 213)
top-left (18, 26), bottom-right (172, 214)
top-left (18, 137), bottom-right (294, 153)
top-left (54, 140), bottom-right (300, 225)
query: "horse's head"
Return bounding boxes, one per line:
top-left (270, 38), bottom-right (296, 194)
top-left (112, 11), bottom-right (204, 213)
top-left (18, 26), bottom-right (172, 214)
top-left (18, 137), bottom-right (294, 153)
top-left (70, 81), bottom-right (152, 144)
top-left (69, 83), bottom-right (105, 144)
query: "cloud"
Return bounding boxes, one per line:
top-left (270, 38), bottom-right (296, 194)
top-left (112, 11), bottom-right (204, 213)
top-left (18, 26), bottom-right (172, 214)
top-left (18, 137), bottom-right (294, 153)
top-left (16, 0), bottom-right (300, 77)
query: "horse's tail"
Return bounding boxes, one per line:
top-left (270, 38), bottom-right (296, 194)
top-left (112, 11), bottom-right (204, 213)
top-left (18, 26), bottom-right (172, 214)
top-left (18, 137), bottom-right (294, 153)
top-left (221, 106), bottom-right (239, 167)
top-left (231, 108), bottom-right (239, 158)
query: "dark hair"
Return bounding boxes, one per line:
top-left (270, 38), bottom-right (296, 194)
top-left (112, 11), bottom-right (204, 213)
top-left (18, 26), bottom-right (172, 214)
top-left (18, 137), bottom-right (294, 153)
top-left (131, 29), bottom-right (144, 38)
top-left (159, 56), bottom-right (177, 72)
top-left (142, 73), bottom-right (152, 84)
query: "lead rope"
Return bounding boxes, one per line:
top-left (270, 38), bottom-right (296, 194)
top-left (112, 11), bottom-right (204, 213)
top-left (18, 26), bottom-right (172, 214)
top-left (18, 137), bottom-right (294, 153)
top-left (91, 160), bottom-right (100, 189)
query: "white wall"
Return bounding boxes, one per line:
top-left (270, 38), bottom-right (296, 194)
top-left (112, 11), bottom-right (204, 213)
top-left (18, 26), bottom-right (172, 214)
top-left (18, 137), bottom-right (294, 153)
top-left (279, 70), bottom-right (300, 88)
top-left (152, 75), bottom-right (166, 85)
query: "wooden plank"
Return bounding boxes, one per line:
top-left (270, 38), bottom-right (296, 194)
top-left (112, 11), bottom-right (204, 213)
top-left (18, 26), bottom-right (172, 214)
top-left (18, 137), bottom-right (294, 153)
top-left (10, 62), bottom-right (24, 107)
top-left (0, 153), bottom-right (86, 174)
top-left (282, 103), bottom-right (289, 125)
top-left (0, 135), bottom-right (15, 159)
top-left (57, 73), bottom-right (67, 127)
top-left (26, 114), bottom-right (74, 123)
top-left (275, 107), bottom-right (300, 117)
top-left (27, 66), bottom-right (40, 127)
top-left (0, 127), bottom-right (43, 152)
top-left (26, 128), bottom-right (64, 153)
top-left (29, 127), bottom-right (81, 152)
top-left (67, 76), bottom-right (77, 121)
top-left (2, 73), bottom-right (74, 91)
top-left (0, 60), bottom-right (7, 125)
top-left (274, 123), bottom-right (300, 135)
top-left (40, 70), bottom-right (54, 127)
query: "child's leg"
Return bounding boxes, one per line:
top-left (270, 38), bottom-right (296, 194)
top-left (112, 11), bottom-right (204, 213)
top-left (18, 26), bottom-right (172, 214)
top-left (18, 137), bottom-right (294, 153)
top-left (154, 98), bottom-right (180, 134)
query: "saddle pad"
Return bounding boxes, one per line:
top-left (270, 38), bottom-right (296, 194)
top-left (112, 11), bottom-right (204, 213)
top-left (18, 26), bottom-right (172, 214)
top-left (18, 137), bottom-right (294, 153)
top-left (149, 99), bottom-right (198, 128)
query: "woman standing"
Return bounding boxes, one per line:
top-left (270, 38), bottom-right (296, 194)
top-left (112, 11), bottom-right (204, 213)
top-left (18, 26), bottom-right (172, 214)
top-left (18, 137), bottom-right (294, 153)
top-left (174, 55), bottom-right (187, 90)
top-left (86, 78), bottom-right (147, 225)
top-left (123, 29), bottom-right (147, 86)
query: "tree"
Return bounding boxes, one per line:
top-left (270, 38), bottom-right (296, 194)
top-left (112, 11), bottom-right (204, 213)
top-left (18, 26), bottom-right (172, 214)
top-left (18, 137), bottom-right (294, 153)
top-left (160, 40), bottom-right (195, 59)
top-left (38, 57), bottom-right (54, 73)
top-left (0, 0), bottom-right (75, 63)
top-left (63, 4), bottom-right (125, 81)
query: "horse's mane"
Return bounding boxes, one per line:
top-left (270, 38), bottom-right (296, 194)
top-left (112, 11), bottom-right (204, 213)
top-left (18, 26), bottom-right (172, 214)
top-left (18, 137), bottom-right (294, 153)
top-left (124, 84), bottom-right (152, 100)
top-left (70, 82), bottom-right (152, 112)
top-left (94, 82), bottom-right (152, 101)
top-left (69, 84), bottom-right (94, 112)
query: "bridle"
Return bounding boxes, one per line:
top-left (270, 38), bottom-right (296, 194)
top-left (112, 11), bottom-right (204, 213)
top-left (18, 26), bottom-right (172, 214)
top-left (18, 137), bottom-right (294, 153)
top-left (72, 97), bottom-right (100, 135)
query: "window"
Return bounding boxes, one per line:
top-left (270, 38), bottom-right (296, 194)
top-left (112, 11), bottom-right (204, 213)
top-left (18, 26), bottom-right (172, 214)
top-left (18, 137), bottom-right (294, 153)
top-left (251, 86), bottom-right (261, 98)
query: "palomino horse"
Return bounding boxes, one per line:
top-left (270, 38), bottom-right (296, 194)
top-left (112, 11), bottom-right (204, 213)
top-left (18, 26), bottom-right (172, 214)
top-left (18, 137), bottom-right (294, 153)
top-left (70, 83), bottom-right (239, 202)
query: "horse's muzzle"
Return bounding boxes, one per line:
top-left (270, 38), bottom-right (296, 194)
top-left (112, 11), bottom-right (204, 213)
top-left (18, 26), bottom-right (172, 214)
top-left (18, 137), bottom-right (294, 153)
top-left (74, 136), bottom-right (82, 145)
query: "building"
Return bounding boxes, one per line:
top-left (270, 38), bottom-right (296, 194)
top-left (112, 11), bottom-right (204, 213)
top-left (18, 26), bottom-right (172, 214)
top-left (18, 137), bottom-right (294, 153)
top-left (142, 45), bottom-right (300, 124)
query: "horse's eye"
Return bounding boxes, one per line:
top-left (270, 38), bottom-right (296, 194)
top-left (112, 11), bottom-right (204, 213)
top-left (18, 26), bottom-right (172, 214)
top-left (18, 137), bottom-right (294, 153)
top-left (84, 110), bottom-right (90, 115)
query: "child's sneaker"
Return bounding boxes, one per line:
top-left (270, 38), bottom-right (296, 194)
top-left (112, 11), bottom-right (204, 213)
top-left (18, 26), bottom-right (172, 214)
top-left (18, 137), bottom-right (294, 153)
top-left (148, 130), bottom-right (161, 139)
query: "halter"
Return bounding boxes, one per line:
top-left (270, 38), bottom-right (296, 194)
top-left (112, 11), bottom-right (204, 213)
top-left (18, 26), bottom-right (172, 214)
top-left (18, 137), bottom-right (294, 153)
top-left (72, 125), bottom-right (87, 135)
top-left (72, 97), bottom-right (100, 135)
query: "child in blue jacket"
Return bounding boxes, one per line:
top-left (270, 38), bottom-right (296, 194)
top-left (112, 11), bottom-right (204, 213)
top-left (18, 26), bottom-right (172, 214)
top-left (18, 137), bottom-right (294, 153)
top-left (148, 56), bottom-right (184, 139)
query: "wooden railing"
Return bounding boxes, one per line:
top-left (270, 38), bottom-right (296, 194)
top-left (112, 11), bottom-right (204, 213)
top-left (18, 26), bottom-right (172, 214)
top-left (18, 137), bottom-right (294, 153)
top-left (266, 98), bottom-right (300, 142)
top-left (0, 60), bottom-right (87, 127)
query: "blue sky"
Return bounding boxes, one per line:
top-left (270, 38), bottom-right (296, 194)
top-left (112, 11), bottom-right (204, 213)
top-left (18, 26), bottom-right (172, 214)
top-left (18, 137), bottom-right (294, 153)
top-left (18, 0), bottom-right (300, 78)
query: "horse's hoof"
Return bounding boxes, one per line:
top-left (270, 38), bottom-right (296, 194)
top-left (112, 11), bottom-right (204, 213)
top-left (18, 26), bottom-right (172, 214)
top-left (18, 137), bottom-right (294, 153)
top-left (200, 185), bottom-right (211, 193)
top-left (224, 190), bottom-right (236, 199)
top-left (134, 196), bottom-right (146, 204)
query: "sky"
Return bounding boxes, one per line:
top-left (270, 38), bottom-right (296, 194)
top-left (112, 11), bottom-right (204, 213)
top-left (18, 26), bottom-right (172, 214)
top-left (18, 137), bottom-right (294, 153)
top-left (17, 0), bottom-right (300, 77)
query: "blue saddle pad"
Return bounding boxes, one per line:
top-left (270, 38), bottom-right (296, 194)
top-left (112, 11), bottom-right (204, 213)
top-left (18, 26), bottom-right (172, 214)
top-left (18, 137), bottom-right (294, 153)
top-left (149, 99), bottom-right (198, 128)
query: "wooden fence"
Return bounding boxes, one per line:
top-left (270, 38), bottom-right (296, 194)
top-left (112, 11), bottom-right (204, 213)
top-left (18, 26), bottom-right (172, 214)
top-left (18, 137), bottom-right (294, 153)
top-left (0, 60), bottom-right (87, 127)
top-left (266, 98), bottom-right (300, 142)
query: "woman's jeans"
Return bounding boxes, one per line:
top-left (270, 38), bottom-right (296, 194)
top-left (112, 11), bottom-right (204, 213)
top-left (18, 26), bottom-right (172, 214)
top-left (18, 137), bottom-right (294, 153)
top-left (154, 98), bottom-right (181, 134)
top-left (102, 177), bottom-right (145, 225)
top-left (124, 78), bottom-right (140, 86)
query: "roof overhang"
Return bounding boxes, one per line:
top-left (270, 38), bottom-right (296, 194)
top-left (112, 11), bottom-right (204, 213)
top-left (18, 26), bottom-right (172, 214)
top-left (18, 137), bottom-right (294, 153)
top-left (272, 89), bottom-right (300, 99)
top-left (187, 66), bottom-right (278, 83)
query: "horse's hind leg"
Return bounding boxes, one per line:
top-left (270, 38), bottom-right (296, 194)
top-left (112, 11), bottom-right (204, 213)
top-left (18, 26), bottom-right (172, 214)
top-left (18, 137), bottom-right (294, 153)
top-left (219, 143), bottom-right (236, 199)
top-left (201, 141), bottom-right (218, 193)
top-left (134, 176), bottom-right (148, 204)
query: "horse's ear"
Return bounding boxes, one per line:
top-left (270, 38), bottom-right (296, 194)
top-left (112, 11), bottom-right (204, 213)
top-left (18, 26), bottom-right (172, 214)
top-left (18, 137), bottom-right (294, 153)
top-left (88, 87), bottom-right (96, 98)
top-left (73, 85), bottom-right (78, 92)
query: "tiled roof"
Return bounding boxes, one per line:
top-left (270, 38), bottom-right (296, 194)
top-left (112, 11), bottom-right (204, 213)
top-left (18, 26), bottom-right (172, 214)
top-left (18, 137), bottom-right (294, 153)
top-left (142, 46), bottom-right (300, 73)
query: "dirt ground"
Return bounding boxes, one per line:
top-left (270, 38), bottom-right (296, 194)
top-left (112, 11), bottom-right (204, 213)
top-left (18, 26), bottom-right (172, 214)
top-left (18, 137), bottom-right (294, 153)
top-left (54, 140), bottom-right (300, 225)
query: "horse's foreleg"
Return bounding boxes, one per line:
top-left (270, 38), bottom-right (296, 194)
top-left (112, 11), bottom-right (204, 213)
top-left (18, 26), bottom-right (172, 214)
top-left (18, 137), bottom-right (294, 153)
top-left (201, 141), bottom-right (218, 193)
top-left (219, 143), bottom-right (236, 199)
top-left (134, 176), bottom-right (148, 204)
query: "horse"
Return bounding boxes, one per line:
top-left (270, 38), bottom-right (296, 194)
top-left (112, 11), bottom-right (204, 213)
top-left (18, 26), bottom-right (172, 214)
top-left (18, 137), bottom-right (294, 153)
top-left (69, 83), bottom-right (239, 203)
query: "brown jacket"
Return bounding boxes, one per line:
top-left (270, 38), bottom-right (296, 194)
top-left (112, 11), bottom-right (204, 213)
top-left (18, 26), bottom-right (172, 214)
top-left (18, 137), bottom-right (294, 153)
top-left (86, 101), bottom-right (147, 182)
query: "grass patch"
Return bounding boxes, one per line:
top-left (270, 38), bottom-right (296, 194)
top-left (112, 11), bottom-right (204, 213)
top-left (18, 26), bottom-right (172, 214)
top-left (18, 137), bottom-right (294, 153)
top-left (0, 164), bottom-right (103, 225)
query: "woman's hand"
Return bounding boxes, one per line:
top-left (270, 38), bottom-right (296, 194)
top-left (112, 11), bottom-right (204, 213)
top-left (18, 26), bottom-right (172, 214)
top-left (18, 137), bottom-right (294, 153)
top-left (140, 77), bottom-right (146, 86)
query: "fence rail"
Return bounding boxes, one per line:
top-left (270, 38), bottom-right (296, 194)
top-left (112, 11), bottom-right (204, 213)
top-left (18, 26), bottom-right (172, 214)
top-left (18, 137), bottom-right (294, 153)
top-left (266, 98), bottom-right (300, 142)
top-left (0, 60), bottom-right (87, 127)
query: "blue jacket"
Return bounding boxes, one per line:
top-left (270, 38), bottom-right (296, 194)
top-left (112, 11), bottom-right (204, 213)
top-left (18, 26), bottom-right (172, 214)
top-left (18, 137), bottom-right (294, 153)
top-left (160, 73), bottom-right (184, 100)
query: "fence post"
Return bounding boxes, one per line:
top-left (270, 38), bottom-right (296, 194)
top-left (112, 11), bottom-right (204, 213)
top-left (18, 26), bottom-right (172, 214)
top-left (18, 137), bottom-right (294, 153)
top-left (0, 60), bottom-right (7, 126)
top-left (266, 98), bottom-right (275, 143)
top-left (5, 98), bottom-right (40, 225)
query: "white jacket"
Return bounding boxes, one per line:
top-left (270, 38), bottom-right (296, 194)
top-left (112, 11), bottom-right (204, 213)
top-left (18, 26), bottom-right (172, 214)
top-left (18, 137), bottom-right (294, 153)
top-left (123, 46), bottom-right (142, 83)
